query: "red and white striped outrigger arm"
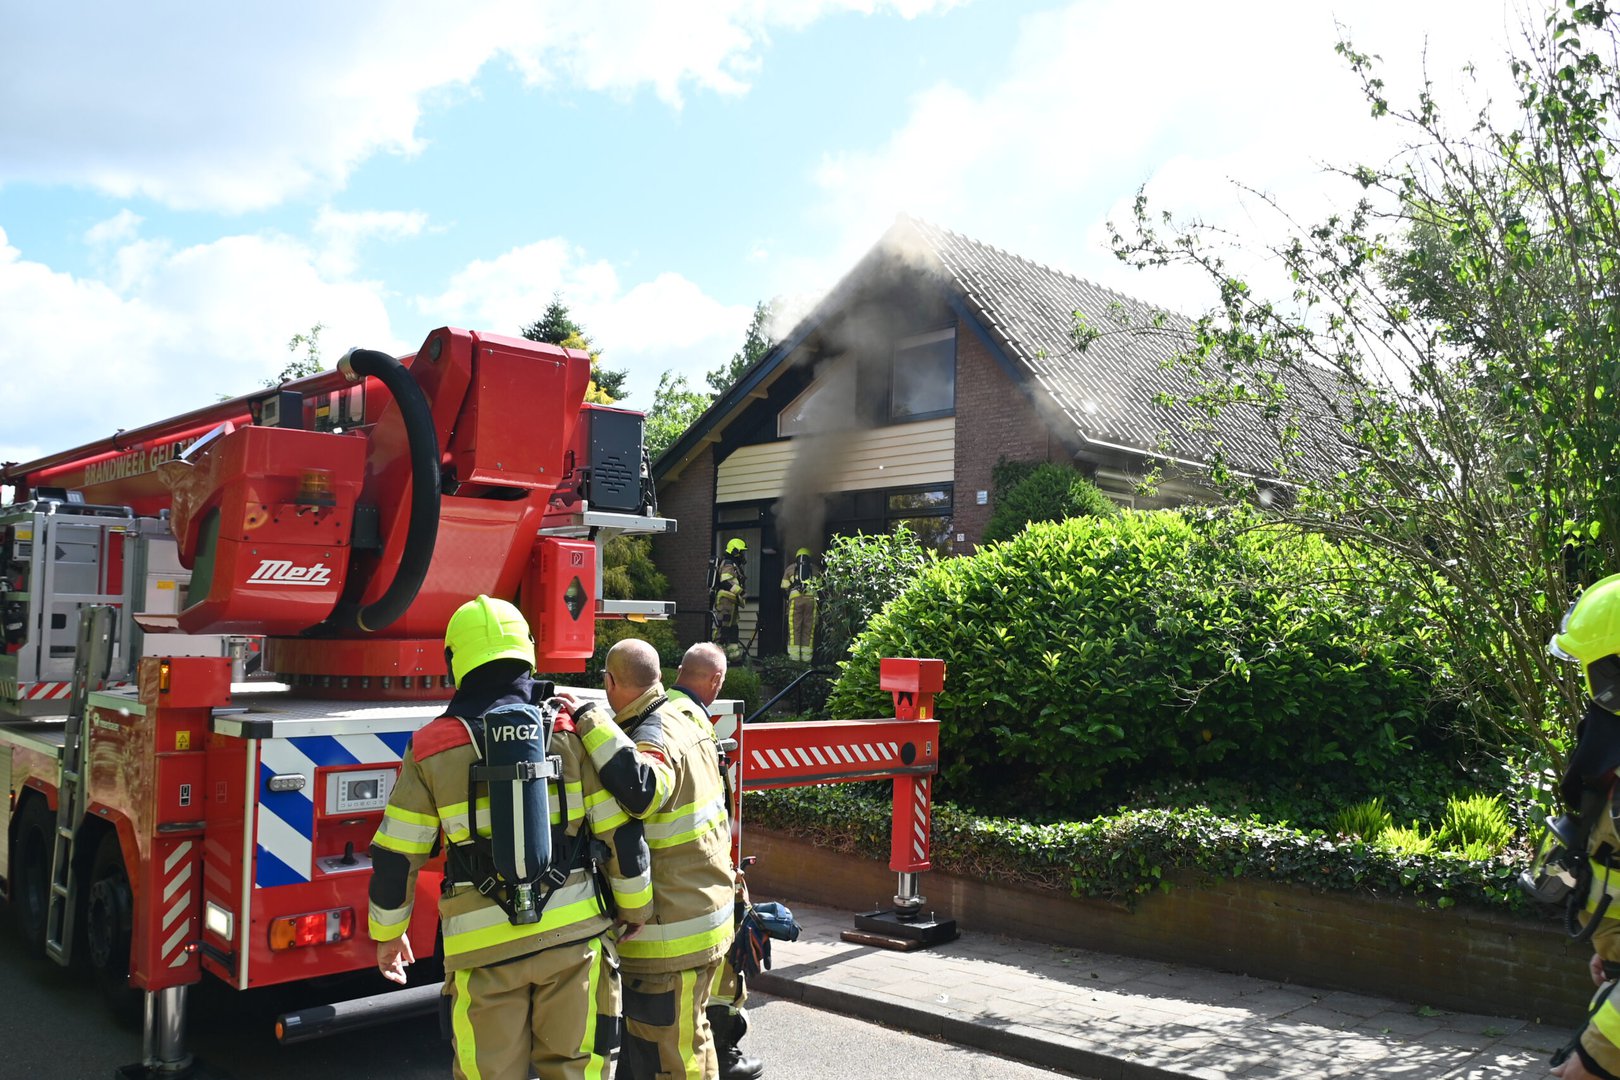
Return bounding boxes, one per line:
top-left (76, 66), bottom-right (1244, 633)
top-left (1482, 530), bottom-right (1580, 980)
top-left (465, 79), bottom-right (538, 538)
top-left (10, 680), bottom-right (131, 703)
top-left (733, 658), bottom-right (944, 876)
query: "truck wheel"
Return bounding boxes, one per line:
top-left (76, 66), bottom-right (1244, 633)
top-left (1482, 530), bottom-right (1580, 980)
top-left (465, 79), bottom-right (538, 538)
top-left (85, 830), bottom-right (140, 1024)
top-left (12, 797), bottom-right (52, 957)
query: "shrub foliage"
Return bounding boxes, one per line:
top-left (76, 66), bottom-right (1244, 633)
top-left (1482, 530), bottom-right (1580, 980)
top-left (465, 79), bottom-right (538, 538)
top-left (744, 784), bottom-right (1527, 912)
top-left (815, 525), bottom-right (933, 661)
top-left (982, 461), bottom-right (1118, 545)
top-left (828, 509), bottom-right (1461, 816)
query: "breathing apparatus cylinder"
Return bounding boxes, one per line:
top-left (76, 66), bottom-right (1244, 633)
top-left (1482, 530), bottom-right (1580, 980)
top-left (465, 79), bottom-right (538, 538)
top-left (480, 701), bottom-right (560, 925)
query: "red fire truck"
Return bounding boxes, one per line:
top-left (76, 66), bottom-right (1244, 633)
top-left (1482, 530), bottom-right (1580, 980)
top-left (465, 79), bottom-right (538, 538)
top-left (0, 328), bottom-right (674, 1077)
top-left (0, 324), bottom-right (954, 1080)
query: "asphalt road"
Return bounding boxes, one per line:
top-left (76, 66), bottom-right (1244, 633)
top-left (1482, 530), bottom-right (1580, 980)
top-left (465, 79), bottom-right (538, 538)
top-left (0, 922), bottom-right (1075, 1079)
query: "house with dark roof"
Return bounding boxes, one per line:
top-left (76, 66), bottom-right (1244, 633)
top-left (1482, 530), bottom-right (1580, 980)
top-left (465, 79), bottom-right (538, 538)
top-left (652, 216), bottom-right (1328, 657)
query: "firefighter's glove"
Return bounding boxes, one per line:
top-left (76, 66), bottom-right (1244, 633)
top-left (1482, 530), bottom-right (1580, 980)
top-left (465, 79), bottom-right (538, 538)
top-left (752, 901), bottom-right (800, 942)
top-left (728, 909), bottom-right (773, 978)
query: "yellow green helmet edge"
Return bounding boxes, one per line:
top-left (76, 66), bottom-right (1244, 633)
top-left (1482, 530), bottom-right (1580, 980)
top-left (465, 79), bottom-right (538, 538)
top-left (444, 594), bottom-right (535, 686)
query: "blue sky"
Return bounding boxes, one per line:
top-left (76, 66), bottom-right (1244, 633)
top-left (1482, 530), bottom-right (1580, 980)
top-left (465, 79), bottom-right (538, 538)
top-left (0, 0), bottom-right (1517, 465)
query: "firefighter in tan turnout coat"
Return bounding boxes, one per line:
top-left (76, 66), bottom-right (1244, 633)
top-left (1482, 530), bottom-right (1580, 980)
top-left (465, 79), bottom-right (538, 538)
top-left (369, 596), bottom-right (654, 1080)
top-left (561, 638), bottom-right (736, 1080)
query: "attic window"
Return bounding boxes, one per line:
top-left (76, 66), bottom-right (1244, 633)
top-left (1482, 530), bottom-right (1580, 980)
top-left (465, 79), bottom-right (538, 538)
top-left (778, 380), bottom-right (825, 437)
top-left (891, 328), bottom-right (955, 421)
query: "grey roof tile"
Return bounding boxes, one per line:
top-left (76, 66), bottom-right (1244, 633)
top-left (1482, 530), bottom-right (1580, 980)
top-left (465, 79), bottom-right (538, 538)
top-left (896, 216), bottom-right (1346, 480)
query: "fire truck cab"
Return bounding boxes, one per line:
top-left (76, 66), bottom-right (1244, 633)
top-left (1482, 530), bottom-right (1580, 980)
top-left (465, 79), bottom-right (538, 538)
top-left (0, 496), bottom-right (238, 714)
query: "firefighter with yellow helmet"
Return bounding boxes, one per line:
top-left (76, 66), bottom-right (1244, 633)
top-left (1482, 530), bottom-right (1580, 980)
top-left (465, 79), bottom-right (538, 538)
top-left (711, 537), bottom-right (748, 661)
top-left (1543, 574), bottom-right (1620, 1079)
top-left (369, 595), bottom-right (653, 1080)
top-left (779, 546), bottom-right (819, 663)
top-left (559, 638), bottom-right (736, 1079)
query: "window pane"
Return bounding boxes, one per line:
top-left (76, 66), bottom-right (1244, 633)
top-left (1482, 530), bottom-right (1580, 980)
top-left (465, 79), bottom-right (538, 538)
top-left (827, 520), bottom-right (884, 544)
top-left (717, 505), bottom-right (762, 523)
top-left (893, 516), bottom-right (952, 554)
top-left (891, 335), bottom-right (955, 419)
top-left (778, 380), bottom-right (826, 436)
top-left (888, 488), bottom-right (951, 513)
top-left (854, 490), bottom-right (885, 518)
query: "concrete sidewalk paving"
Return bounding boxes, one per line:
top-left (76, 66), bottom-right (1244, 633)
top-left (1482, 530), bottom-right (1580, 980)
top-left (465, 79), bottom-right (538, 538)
top-left (751, 901), bottom-right (1572, 1079)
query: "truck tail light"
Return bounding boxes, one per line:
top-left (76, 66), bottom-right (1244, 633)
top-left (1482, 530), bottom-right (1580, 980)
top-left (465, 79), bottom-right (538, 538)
top-left (268, 908), bottom-right (354, 951)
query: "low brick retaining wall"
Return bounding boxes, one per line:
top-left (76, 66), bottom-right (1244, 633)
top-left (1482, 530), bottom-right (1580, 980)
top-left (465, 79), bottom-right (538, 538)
top-left (742, 828), bottom-right (1590, 1024)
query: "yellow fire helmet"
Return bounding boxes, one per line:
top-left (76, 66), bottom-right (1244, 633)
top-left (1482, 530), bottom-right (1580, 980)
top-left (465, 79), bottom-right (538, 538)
top-left (444, 594), bottom-right (535, 686)
top-left (795, 547), bottom-right (811, 558)
top-left (726, 538), bottom-right (748, 555)
top-left (1551, 573), bottom-right (1620, 710)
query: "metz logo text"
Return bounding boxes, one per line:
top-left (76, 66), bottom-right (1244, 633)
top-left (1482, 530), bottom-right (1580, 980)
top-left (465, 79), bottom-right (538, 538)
top-left (248, 560), bottom-right (333, 587)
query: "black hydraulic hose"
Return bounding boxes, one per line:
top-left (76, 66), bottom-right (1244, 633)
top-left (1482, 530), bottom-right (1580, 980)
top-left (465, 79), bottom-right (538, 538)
top-left (338, 348), bottom-right (440, 633)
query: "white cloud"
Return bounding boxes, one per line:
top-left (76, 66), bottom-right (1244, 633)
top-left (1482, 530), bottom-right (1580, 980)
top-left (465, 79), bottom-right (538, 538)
top-left (313, 207), bottom-right (431, 276)
top-left (84, 210), bottom-right (143, 248)
top-left (419, 239), bottom-right (754, 408)
top-left (804, 0), bottom-right (1527, 316)
top-left (0, 0), bottom-right (964, 212)
top-left (0, 224), bottom-right (400, 461)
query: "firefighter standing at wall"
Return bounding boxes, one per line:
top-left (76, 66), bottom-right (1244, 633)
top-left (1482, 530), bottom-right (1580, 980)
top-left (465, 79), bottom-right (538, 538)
top-left (779, 547), bottom-right (819, 663)
top-left (559, 638), bottom-right (736, 1080)
top-left (668, 642), bottom-right (764, 1080)
top-left (711, 538), bottom-right (748, 662)
top-left (1546, 574), bottom-right (1620, 1080)
top-left (369, 596), bottom-right (654, 1080)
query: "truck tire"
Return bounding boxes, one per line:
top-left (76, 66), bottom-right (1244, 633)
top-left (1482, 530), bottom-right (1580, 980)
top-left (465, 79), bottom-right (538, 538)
top-left (85, 830), bottom-right (140, 1025)
top-left (12, 796), bottom-right (52, 957)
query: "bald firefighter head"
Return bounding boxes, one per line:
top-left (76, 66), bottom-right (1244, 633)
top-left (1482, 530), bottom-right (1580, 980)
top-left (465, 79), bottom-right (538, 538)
top-left (604, 638), bottom-right (662, 711)
top-left (676, 641), bottom-right (728, 707)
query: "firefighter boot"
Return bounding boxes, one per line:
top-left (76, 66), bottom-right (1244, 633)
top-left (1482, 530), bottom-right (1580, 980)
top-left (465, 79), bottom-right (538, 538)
top-left (708, 1005), bottom-right (764, 1080)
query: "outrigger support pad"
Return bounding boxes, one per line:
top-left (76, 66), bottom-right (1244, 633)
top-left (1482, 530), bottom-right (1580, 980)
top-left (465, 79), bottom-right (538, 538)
top-left (115, 987), bottom-right (228, 1080)
top-left (845, 869), bottom-right (958, 951)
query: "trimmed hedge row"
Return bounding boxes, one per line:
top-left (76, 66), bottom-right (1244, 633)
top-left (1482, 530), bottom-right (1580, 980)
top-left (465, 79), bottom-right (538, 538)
top-left (743, 783), bottom-right (1530, 913)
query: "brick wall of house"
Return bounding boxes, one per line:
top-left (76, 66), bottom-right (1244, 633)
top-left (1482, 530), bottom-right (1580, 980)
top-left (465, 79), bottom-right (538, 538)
top-left (952, 324), bottom-right (1066, 549)
top-left (653, 444), bottom-right (715, 647)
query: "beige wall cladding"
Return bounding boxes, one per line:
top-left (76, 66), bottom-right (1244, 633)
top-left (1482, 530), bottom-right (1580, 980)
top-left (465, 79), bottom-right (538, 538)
top-left (716, 417), bottom-right (955, 503)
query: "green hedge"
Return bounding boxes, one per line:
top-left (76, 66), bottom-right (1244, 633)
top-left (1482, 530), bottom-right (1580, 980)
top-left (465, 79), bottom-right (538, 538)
top-left (982, 461), bottom-right (1117, 544)
top-left (828, 509), bottom-right (1462, 817)
top-left (744, 784), bottom-right (1529, 913)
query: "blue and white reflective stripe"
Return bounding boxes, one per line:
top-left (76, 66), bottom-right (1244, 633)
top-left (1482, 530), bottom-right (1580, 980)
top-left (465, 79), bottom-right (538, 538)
top-left (254, 733), bottom-right (405, 887)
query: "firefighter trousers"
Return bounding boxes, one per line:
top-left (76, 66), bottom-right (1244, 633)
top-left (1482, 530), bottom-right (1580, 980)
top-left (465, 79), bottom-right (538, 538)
top-left (616, 957), bottom-right (725, 1080)
top-left (707, 955), bottom-right (746, 1013)
top-left (785, 592), bottom-right (816, 662)
top-left (445, 934), bottom-right (621, 1080)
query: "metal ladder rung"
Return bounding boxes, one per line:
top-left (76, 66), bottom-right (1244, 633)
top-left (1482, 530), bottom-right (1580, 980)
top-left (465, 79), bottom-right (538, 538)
top-left (51, 883), bottom-right (70, 899)
top-left (57, 826), bottom-right (74, 840)
top-left (60, 770), bottom-right (79, 784)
